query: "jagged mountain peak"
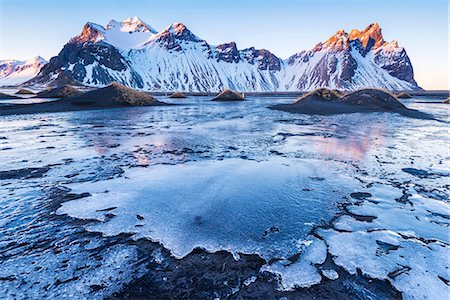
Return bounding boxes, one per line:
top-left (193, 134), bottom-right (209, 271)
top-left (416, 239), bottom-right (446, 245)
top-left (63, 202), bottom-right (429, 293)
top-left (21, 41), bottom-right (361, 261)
top-left (168, 22), bottom-right (188, 32)
top-left (314, 23), bottom-right (388, 53)
top-left (160, 22), bottom-right (187, 34)
top-left (349, 29), bottom-right (361, 40)
top-left (71, 18), bottom-right (159, 49)
top-left (322, 29), bottom-right (350, 51)
top-left (22, 56), bottom-right (48, 65)
top-left (157, 22), bottom-right (202, 42)
top-left (71, 22), bottom-right (106, 44)
top-left (216, 41), bottom-right (238, 50)
top-left (350, 22), bottom-right (385, 49)
top-left (32, 56), bottom-right (47, 63)
top-left (107, 17), bottom-right (158, 34)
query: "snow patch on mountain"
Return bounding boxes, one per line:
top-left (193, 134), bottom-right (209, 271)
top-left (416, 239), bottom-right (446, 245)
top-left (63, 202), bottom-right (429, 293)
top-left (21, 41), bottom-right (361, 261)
top-left (0, 57), bottom-right (47, 86)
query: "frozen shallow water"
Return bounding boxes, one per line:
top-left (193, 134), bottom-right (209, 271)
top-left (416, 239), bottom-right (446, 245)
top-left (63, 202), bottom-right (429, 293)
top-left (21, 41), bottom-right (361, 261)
top-left (58, 157), bottom-right (356, 259)
top-left (0, 94), bottom-right (449, 299)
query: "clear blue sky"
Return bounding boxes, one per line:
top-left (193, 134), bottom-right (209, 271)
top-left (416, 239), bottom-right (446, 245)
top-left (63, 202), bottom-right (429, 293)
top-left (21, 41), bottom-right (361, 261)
top-left (0, 0), bottom-right (448, 89)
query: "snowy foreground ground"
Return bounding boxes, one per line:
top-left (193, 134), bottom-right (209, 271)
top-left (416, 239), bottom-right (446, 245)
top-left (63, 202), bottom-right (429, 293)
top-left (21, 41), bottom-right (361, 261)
top-left (0, 94), bottom-right (448, 299)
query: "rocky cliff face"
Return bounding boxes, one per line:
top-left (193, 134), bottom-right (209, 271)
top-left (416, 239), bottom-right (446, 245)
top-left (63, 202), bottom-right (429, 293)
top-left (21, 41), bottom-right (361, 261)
top-left (24, 18), bottom-right (419, 91)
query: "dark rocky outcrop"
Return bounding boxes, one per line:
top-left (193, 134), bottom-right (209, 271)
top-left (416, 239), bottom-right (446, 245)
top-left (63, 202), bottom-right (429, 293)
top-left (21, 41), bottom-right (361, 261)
top-left (211, 89), bottom-right (244, 101)
top-left (36, 86), bottom-right (81, 98)
top-left (169, 92), bottom-right (187, 98)
top-left (241, 48), bottom-right (282, 71)
top-left (215, 42), bottom-right (241, 63)
top-left (0, 92), bottom-right (21, 99)
top-left (270, 88), bottom-right (431, 118)
top-left (15, 89), bottom-right (35, 95)
top-left (443, 98), bottom-right (450, 104)
top-left (30, 42), bottom-right (140, 87)
top-left (374, 45), bottom-right (417, 86)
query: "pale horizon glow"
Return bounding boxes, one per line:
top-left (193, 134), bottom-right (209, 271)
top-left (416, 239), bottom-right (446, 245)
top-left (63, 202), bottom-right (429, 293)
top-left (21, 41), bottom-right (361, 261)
top-left (0, 0), bottom-right (448, 90)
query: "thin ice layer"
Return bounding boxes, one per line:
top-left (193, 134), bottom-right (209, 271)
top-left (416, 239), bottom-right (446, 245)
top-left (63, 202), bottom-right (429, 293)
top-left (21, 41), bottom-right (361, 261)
top-left (58, 158), bottom-right (357, 260)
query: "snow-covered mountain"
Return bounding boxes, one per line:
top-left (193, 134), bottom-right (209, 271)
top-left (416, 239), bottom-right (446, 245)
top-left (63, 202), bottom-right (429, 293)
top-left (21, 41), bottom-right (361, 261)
top-left (0, 56), bottom-right (47, 86)
top-left (283, 23), bottom-right (418, 90)
top-left (27, 18), bottom-right (419, 91)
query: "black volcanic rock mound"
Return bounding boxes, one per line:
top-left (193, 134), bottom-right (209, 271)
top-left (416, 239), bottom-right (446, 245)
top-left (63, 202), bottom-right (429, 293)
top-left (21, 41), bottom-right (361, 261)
top-left (271, 88), bottom-right (431, 118)
top-left (36, 86), bottom-right (81, 98)
top-left (67, 82), bottom-right (163, 106)
top-left (15, 89), bottom-right (35, 95)
top-left (396, 92), bottom-right (412, 99)
top-left (211, 90), bottom-right (244, 101)
top-left (169, 92), bottom-right (187, 98)
top-left (443, 98), bottom-right (450, 104)
top-left (340, 89), bottom-right (405, 109)
top-left (1, 83), bottom-right (169, 116)
top-left (298, 88), bottom-right (342, 102)
top-left (0, 92), bottom-right (21, 99)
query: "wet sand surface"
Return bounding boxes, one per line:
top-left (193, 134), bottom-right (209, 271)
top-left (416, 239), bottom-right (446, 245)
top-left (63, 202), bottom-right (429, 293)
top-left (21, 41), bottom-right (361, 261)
top-left (0, 93), bottom-right (448, 299)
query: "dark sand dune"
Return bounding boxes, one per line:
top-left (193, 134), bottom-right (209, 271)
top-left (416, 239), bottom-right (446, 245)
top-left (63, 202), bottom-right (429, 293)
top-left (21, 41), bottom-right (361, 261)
top-left (396, 92), bottom-right (412, 99)
top-left (169, 92), bottom-right (187, 98)
top-left (15, 89), bottom-right (35, 95)
top-left (36, 85), bottom-right (81, 98)
top-left (211, 89), bottom-right (244, 101)
top-left (0, 83), bottom-right (170, 116)
top-left (270, 88), bottom-right (433, 119)
top-left (67, 82), bottom-right (164, 106)
top-left (0, 92), bottom-right (21, 100)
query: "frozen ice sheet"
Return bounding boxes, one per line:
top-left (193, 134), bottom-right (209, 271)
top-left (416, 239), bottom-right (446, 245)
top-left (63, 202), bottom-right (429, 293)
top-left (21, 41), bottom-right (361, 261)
top-left (58, 157), bottom-right (357, 260)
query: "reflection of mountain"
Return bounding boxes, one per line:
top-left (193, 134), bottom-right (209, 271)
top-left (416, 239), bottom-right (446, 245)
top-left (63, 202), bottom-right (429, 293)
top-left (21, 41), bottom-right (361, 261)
top-left (304, 123), bottom-right (385, 161)
top-left (27, 17), bottom-right (418, 91)
top-left (66, 108), bottom-right (191, 165)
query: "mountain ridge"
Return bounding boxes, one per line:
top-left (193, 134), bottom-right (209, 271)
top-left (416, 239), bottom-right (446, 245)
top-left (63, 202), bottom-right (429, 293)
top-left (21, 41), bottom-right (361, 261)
top-left (3, 18), bottom-right (420, 91)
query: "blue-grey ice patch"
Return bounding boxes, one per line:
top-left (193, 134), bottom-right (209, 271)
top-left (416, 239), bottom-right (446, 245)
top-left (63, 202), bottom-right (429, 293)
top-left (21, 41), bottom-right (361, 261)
top-left (335, 185), bottom-right (450, 243)
top-left (319, 182), bottom-right (450, 299)
top-left (57, 157), bottom-right (356, 261)
top-left (321, 269), bottom-right (339, 280)
top-left (261, 237), bottom-right (327, 290)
